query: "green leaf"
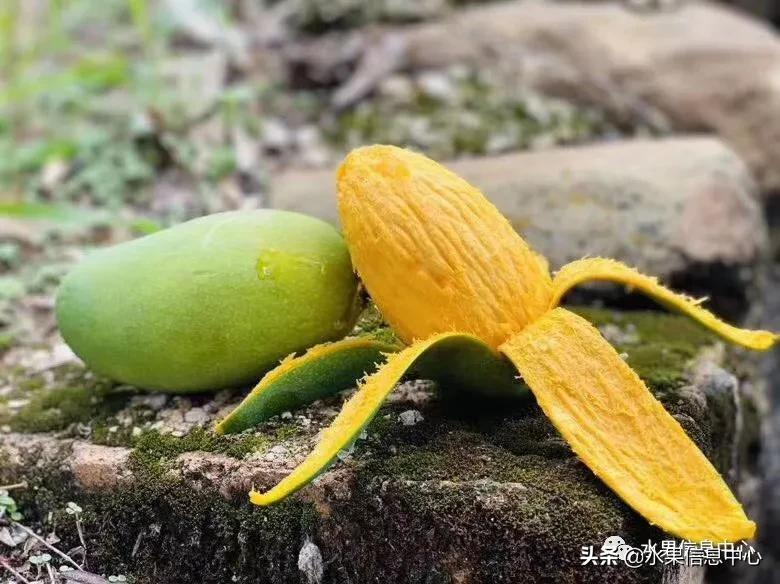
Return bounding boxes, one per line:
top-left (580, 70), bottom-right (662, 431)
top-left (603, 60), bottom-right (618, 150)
top-left (0, 202), bottom-right (76, 220)
top-left (130, 217), bottom-right (163, 236)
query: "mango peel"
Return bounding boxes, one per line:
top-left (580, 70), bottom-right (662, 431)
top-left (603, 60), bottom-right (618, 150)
top-left (216, 329), bottom-right (527, 435)
top-left (218, 146), bottom-right (777, 543)
top-left (56, 210), bottom-right (361, 392)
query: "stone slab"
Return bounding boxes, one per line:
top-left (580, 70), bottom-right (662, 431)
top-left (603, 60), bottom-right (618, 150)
top-left (0, 309), bottom-right (767, 583)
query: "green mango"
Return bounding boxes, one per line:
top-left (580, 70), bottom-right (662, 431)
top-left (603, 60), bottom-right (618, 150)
top-left (56, 210), bottom-right (361, 392)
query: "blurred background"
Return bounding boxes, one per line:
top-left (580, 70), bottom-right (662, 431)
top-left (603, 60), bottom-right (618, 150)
top-left (1, 0), bottom-right (779, 582)
top-left (1, 0), bottom-right (779, 220)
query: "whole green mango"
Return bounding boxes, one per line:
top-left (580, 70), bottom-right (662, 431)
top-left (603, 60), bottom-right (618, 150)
top-left (56, 210), bottom-right (361, 392)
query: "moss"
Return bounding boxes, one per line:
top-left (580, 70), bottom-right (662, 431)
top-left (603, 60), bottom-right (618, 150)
top-left (0, 330), bottom-right (15, 352)
top-left (96, 487), bottom-right (316, 584)
top-left (127, 426), bottom-right (296, 476)
top-left (1, 444), bottom-right (318, 584)
top-left (330, 410), bottom-right (667, 583)
top-left (1, 383), bottom-right (133, 433)
top-left (325, 70), bottom-right (614, 160)
top-left (93, 458), bottom-right (319, 583)
top-left (359, 402), bottom-right (575, 484)
top-left (350, 303), bottom-right (403, 346)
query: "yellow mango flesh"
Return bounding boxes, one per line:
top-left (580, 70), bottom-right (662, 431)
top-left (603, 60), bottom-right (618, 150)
top-left (56, 210), bottom-right (361, 392)
top-left (338, 145), bottom-right (552, 348)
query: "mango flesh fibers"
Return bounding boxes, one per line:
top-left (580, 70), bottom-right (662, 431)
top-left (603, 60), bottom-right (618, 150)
top-left (223, 146), bottom-right (776, 543)
top-left (337, 146), bottom-right (552, 348)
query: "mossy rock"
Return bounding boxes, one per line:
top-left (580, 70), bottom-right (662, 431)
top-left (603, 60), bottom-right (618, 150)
top-left (0, 308), bottom-right (765, 583)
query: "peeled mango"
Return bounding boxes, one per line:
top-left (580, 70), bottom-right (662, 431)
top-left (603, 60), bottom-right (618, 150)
top-left (56, 210), bottom-right (361, 392)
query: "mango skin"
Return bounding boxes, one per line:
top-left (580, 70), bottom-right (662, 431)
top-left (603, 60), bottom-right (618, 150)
top-left (56, 210), bottom-right (361, 392)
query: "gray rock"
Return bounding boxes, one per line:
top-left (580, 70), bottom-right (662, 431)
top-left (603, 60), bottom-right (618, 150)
top-left (330, 0), bottom-right (780, 194)
top-left (297, 538), bottom-right (324, 584)
top-left (378, 74), bottom-right (415, 103)
top-left (398, 409), bottom-right (424, 426)
top-left (0, 309), bottom-right (766, 583)
top-left (271, 137), bottom-right (766, 280)
top-left (183, 407), bottom-right (209, 424)
top-left (416, 70), bottom-right (456, 103)
top-left (261, 118), bottom-right (294, 153)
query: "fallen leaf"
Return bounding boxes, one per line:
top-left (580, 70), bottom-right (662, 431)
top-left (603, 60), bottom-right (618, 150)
top-left (0, 524), bottom-right (29, 547)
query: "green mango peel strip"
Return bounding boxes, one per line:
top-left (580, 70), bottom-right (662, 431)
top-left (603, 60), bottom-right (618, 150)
top-left (216, 337), bottom-right (399, 435)
top-left (215, 332), bottom-right (521, 505)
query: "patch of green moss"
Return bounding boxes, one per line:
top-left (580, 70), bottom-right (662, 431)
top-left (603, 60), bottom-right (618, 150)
top-left (128, 425), bottom-right (301, 478)
top-left (341, 412), bottom-right (667, 583)
top-left (350, 303), bottom-right (403, 346)
top-left (1, 384), bottom-right (132, 433)
top-left (326, 70), bottom-right (614, 160)
top-left (1, 443), bottom-right (318, 584)
top-left (16, 376), bottom-right (47, 393)
top-left (0, 331), bottom-right (15, 352)
top-left (97, 482), bottom-right (316, 583)
top-left (135, 426), bottom-right (266, 460)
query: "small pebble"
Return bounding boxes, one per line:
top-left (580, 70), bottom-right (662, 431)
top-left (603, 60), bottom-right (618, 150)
top-left (298, 538), bottom-right (324, 584)
top-left (184, 407), bottom-right (209, 424)
top-left (399, 409), bottom-right (424, 426)
top-left (416, 71), bottom-right (455, 103)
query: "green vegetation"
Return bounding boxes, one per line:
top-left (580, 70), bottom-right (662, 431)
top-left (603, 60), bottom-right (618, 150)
top-left (0, 1), bottom-right (624, 219)
top-left (127, 425), bottom-right (300, 475)
top-left (0, 376), bottom-right (129, 433)
top-left (0, 0), bottom-right (257, 217)
top-left (327, 69), bottom-right (614, 159)
top-left (0, 444), bottom-right (319, 584)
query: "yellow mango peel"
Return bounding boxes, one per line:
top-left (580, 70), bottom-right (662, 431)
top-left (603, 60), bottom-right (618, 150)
top-left (249, 332), bottom-right (500, 505)
top-left (500, 307), bottom-right (756, 542)
top-left (219, 145), bottom-right (776, 542)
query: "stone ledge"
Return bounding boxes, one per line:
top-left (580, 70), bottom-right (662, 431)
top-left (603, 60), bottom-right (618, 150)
top-left (0, 309), bottom-right (768, 583)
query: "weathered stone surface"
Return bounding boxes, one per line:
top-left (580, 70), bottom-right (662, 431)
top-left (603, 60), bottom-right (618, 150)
top-left (70, 442), bottom-right (133, 491)
top-left (327, 1), bottom-right (780, 194)
top-left (271, 137), bottom-right (767, 279)
top-left (0, 309), bottom-right (767, 583)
